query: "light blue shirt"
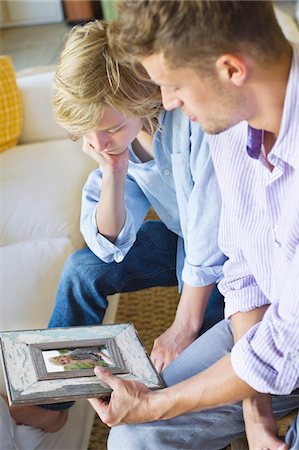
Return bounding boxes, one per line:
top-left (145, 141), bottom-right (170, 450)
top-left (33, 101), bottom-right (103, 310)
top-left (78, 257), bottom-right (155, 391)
top-left (80, 109), bottom-right (225, 289)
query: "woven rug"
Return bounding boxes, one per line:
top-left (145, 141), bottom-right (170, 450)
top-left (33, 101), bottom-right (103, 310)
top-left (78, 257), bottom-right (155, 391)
top-left (88, 285), bottom-right (180, 450)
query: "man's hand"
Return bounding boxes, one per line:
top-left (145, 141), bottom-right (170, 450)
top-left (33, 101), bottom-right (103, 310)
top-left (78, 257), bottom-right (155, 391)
top-left (88, 367), bottom-right (156, 427)
top-left (150, 323), bottom-right (197, 373)
top-left (243, 395), bottom-right (288, 450)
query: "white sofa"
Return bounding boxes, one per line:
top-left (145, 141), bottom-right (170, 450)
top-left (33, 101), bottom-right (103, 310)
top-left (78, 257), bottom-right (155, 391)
top-left (0, 69), bottom-right (118, 449)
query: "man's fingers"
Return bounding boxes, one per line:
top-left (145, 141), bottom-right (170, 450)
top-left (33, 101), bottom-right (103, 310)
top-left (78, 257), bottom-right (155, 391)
top-left (87, 397), bottom-right (114, 426)
top-left (87, 398), bottom-right (108, 416)
top-left (88, 397), bottom-right (108, 413)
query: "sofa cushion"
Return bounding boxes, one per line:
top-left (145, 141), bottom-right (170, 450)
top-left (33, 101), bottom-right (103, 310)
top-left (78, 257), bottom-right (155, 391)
top-left (0, 56), bottom-right (23, 153)
top-left (0, 238), bottom-right (72, 333)
top-left (0, 237), bottom-right (73, 396)
top-left (0, 138), bottom-right (96, 248)
top-left (17, 71), bottom-right (67, 145)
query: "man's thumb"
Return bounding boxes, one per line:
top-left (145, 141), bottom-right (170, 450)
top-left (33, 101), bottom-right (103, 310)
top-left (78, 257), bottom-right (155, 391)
top-left (94, 366), bottom-right (119, 389)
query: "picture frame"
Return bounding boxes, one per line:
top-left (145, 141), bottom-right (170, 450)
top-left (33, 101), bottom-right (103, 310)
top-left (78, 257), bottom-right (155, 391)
top-left (0, 323), bottom-right (164, 405)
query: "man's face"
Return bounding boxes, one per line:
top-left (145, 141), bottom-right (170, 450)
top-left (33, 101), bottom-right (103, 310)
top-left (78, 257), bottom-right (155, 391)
top-left (141, 52), bottom-right (246, 135)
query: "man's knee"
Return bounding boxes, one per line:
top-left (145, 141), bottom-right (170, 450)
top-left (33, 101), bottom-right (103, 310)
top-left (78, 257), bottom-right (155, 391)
top-left (108, 424), bottom-right (143, 450)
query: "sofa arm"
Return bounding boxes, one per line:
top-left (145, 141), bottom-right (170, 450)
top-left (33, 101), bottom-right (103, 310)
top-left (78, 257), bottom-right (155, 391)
top-left (17, 69), bottom-right (67, 145)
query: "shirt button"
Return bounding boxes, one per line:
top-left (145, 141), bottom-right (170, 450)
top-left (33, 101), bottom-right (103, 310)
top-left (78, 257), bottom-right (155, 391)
top-left (115, 252), bottom-right (122, 263)
top-left (163, 169), bottom-right (170, 176)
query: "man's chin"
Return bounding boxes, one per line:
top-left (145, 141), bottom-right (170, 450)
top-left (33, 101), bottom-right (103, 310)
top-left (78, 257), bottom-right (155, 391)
top-left (202, 123), bottom-right (235, 136)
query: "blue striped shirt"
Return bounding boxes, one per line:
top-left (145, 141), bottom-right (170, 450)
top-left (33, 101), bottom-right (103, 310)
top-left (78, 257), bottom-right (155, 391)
top-left (210, 44), bottom-right (299, 395)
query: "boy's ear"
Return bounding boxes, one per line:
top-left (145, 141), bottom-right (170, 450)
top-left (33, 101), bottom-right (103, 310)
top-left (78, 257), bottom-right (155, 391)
top-left (215, 54), bottom-right (247, 87)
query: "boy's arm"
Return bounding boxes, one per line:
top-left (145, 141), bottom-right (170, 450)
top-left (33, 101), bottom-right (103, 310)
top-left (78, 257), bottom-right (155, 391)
top-left (83, 139), bottom-right (129, 242)
top-left (150, 283), bottom-right (214, 372)
top-left (80, 143), bottom-right (151, 262)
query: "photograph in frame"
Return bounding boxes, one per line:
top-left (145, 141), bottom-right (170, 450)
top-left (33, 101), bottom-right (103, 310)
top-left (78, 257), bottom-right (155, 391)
top-left (29, 338), bottom-right (128, 380)
top-left (0, 323), bottom-right (164, 405)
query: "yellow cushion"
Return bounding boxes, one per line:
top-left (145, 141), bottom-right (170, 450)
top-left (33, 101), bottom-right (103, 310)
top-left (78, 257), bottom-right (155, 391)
top-left (0, 56), bottom-right (23, 152)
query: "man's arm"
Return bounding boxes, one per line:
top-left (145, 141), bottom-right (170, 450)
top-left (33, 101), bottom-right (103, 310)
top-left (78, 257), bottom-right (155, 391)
top-left (89, 284), bottom-right (298, 428)
top-left (231, 308), bottom-right (285, 450)
top-left (150, 283), bottom-right (215, 372)
top-left (88, 353), bottom-right (255, 427)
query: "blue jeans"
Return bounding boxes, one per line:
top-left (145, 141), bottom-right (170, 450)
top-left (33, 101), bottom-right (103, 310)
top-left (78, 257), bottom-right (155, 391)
top-left (44, 220), bottom-right (224, 410)
top-left (49, 220), bottom-right (224, 329)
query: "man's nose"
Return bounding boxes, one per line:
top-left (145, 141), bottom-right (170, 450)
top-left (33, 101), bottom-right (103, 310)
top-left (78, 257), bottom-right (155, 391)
top-left (160, 86), bottom-right (182, 111)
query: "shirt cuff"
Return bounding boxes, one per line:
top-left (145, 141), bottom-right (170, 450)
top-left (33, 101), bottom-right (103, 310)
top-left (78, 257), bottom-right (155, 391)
top-left (231, 322), bottom-right (299, 395)
top-left (93, 209), bottom-right (136, 263)
top-left (221, 283), bottom-right (270, 319)
top-left (182, 262), bottom-right (223, 287)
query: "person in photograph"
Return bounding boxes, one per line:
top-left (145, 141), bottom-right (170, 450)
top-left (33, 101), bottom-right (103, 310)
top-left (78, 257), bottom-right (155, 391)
top-left (9, 19), bottom-right (226, 432)
top-left (49, 347), bottom-right (113, 368)
top-left (84, 2), bottom-right (299, 450)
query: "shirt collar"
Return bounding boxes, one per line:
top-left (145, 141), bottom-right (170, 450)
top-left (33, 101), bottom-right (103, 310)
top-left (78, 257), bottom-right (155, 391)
top-left (246, 126), bottom-right (263, 159)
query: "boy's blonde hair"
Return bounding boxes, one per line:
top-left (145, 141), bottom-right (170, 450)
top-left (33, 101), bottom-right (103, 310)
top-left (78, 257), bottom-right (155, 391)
top-left (53, 20), bottom-right (161, 139)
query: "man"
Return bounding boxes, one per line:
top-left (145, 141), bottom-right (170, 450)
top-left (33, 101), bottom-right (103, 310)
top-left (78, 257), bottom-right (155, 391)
top-left (88, 2), bottom-right (299, 449)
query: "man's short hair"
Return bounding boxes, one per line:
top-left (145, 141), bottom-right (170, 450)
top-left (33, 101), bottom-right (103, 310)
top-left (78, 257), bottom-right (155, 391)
top-left (110, 0), bottom-right (288, 73)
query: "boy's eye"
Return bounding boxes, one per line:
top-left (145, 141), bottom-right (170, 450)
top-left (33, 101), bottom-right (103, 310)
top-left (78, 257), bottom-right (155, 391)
top-left (108, 121), bottom-right (127, 134)
top-left (108, 125), bottom-right (123, 134)
top-left (108, 128), bottom-right (120, 134)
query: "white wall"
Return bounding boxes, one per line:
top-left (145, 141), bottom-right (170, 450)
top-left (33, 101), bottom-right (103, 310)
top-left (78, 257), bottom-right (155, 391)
top-left (0, 0), bottom-right (63, 29)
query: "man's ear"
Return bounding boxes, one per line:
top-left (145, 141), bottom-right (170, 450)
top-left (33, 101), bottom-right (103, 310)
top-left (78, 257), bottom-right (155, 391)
top-left (215, 54), bottom-right (247, 87)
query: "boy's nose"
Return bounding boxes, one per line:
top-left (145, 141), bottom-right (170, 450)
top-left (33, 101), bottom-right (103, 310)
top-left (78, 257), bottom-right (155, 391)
top-left (90, 131), bottom-right (111, 151)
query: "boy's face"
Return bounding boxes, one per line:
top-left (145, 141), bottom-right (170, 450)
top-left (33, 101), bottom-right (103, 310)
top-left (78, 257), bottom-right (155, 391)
top-left (141, 52), bottom-right (245, 135)
top-left (84, 107), bottom-right (143, 155)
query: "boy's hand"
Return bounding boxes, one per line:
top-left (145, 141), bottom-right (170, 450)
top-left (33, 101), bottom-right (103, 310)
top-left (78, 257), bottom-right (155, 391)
top-left (82, 138), bottom-right (129, 173)
top-left (150, 323), bottom-right (197, 373)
